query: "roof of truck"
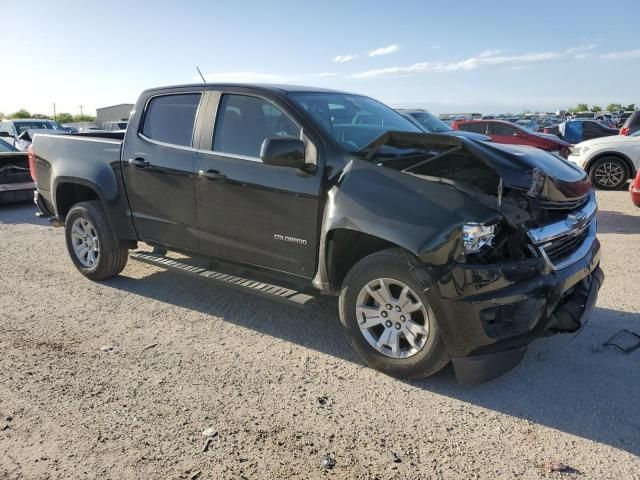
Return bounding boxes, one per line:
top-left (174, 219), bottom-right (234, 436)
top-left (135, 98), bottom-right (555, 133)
top-left (142, 83), bottom-right (347, 95)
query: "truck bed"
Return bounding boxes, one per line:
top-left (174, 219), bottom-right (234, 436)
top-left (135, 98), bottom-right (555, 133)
top-left (31, 132), bottom-right (125, 219)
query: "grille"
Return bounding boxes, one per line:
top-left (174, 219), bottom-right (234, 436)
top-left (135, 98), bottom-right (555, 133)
top-left (536, 196), bottom-right (589, 212)
top-left (541, 224), bottom-right (590, 264)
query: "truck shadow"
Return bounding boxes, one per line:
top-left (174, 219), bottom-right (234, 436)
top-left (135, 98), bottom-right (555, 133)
top-left (105, 270), bottom-right (640, 457)
top-left (0, 202), bottom-right (48, 226)
top-left (597, 209), bottom-right (640, 234)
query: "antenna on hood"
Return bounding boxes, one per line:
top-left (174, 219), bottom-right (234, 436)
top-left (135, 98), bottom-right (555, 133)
top-left (196, 66), bottom-right (206, 84)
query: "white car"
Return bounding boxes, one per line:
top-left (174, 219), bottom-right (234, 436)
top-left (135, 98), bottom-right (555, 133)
top-left (568, 131), bottom-right (640, 190)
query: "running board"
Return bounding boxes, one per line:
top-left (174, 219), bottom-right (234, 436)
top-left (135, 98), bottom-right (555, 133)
top-left (130, 252), bottom-right (315, 307)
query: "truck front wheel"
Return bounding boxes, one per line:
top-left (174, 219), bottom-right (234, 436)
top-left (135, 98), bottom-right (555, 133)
top-left (338, 249), bottom-right (449, 379)
top-left (64, 201), bottom-right (129, 280)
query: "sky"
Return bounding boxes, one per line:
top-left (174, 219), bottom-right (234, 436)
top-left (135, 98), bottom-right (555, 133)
top-left (1, 0), bottom-right (639, 117)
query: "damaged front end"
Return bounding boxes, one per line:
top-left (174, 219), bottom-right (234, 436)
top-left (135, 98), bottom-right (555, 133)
top-left (337, 131), bottom-right (604, 383)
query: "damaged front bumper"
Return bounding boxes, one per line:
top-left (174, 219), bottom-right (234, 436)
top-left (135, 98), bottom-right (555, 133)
top-left (426, 227), bottom-right (603, 385)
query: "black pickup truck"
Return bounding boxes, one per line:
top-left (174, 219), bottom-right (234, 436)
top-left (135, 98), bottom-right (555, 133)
top-left (31, 84), bottom-right (603, 384)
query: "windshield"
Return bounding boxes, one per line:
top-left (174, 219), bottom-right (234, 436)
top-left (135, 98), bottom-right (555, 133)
top-left (14, 121), bottom-right (66, 135)
top-left (0, 138), bottom-right (17, 152)
top-left (630, 130), bottom-right (640, 137)
top-left (288, 92), bottom-right (421, 152)
top-left (408, 112), bottom-right (451, 133)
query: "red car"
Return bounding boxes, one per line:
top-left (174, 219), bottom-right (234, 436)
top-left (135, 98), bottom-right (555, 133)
top-left (631, 169), bottom-right (640, 208)
top-left (452, 119), bottom-right (572, 158)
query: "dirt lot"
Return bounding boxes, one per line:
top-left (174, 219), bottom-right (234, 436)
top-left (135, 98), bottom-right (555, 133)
top-left (0, 191), bottom-right (639, 479)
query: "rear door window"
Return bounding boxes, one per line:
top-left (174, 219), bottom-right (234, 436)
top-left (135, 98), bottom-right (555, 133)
top-left (142, 93), bottom-right (202, 147)
top-left (459, 122), bottom-right (487, 134)
top-left (213, 94), bottom-right (300, 158)
top-left (489, 123), bottom-right (516, 136)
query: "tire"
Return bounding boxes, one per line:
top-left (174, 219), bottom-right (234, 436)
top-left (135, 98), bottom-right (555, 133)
top-left (338, 248), bottom-right (449, 379)
top-left (64, 201), bottom-right (129, 280)
top-left (589, 157), bottom-right (629, 190)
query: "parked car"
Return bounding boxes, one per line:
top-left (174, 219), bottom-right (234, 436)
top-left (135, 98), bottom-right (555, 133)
top-left (619, 111), bottom-right (640, 136)
top-left (630, 169), bottom-right (640, 207)
top-left (515, 119), bottom-right (539, 131)
top-left (568, 130), bottom-right (640, 189)
top-left (617, 111), bottom-right (634, 128)
top-left (0, 119), bottom-right (68, 150)
top-left (31, 83), bottom-right (603, 385)
top-left (102, 121), bottom-right (128, 131)
top-left (557, 119), bottom-right (619, 144)
top-left (595, 114), bottom-right (616, 128)
top-left (0, 138), bottom-right (34, 203)
top-left (542, 124), bottom-right (562, 137)
top-left (396, 109), bottom-right (491, 141)
top-left (452, 119), bottom-right (571, 157)
top-left (572, 112), bottom-right (596, 120)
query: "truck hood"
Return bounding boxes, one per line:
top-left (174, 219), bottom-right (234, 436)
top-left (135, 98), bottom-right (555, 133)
top-left (360, 131), bottom-right (591, 203)
top-left (440, 130), bottom-right (492, 142)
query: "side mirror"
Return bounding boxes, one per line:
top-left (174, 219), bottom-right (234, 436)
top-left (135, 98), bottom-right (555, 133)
top-left (513, 130), bottom-right (525, 137)
top-left (260, 137), bottom-right (306, 168)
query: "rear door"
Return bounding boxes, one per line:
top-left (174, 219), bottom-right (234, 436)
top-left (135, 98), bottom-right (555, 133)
top-left (193, 90), bottom-right (323, 277)
top-left (488, 122), bottom-right (523, 145)
top-left (121, 91), bottom-right (203, 250)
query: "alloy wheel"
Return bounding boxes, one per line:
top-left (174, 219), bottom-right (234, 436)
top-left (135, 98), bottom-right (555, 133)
top-left (71, 217), bottom-right (100, 268)
top-left (355, 278), bottom-right (430, 359)
top-left (594, 162), bottom-right (625, 187)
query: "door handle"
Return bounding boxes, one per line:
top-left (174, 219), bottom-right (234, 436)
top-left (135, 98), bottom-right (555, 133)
top-left (128, 158), bottom-right (150, 168)
top-left (198, 169), bottom-right (227, 181)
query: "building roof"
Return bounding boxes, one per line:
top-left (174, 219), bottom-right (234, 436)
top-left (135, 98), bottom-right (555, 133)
top-left (96, 104), bottom-right (135, 111)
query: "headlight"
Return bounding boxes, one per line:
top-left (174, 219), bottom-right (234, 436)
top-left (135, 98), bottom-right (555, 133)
top-left (571, 146), bottom-right (589, 156)
top-left (463, 223), bottom-right (496, 254)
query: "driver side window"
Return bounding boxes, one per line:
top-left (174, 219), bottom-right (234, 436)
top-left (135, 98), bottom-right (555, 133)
top-left (213, 94), bottom-right (301, 158)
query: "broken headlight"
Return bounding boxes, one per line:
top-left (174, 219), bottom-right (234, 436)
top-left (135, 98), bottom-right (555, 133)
top-left (463, 223), bottom-right (496, 254)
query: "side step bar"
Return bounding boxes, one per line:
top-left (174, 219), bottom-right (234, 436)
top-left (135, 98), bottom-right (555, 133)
top-left (130, 252), bottom-right (315, 307)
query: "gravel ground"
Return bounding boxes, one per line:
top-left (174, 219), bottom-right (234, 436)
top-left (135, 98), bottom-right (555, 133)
top-left (0, 191), bottom-right (639, 479)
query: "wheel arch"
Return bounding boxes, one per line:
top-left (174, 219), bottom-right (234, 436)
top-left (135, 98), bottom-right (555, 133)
top-left (324, 228), bottom-right (407, 290)
top-left (585, 151), bottom-right (636, 178)
top-left (54, 179), bottom-right (103, 220)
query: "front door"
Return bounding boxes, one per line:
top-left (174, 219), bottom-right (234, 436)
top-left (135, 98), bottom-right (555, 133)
top-left (121, 92), bottom-right (203, 250)
top-left (194, 92), bottom-right (322, 277)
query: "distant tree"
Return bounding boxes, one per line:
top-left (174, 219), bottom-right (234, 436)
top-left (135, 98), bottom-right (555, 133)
top-left (72, 114), bottom-right (95, 122)
top-left (575, 103), bottom-right (589, 112)
top-left (8, 109), bottom-right (32, 119)
top-left (625, 103), bottom-right (636, 111)
top-left (606, 103), bottom-right (624, 112)
top-left (590, 105), bottom-right (602, 113)
top-left (32, 113), bottom-right (51, 119)
top-left (56, 112), bottom-right (74, 123)
top-left (0, 112), bottom-right (4, 120)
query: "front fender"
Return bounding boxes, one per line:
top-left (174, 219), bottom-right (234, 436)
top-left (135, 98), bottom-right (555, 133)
top-left (312, 158), bottom-right (499, 289)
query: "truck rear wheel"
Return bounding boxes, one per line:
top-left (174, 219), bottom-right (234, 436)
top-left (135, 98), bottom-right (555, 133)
top-left (338, 249), bottom-right (449, 379)
top-left (64, 201), bottom-right (129, 280)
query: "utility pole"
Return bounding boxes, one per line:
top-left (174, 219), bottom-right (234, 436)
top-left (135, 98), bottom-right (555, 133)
top-left (79, 105), bottom-right (84, 121)
top-left (53, 102), bottom-right (57, 121)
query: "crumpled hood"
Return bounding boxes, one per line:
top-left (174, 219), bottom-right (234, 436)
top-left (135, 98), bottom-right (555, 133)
top-left (361, 131), bottom-right (591, 203)
top-left (466, 141), bottom-right (591, 201)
